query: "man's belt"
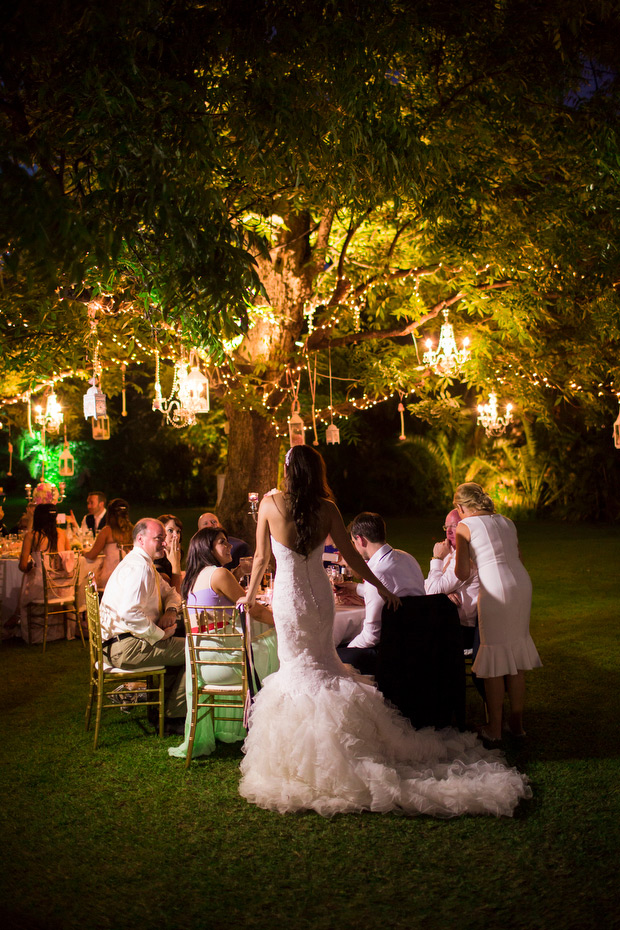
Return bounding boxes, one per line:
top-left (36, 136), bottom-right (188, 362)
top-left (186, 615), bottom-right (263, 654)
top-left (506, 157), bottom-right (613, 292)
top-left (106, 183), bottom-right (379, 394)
top-left (102, 632), bottom-right (134, 652)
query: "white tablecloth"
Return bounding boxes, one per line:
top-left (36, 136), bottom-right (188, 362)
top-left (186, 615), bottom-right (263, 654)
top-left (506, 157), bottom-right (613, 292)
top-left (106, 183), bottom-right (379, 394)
top-left (0, 554), bottom-right (96, 643)
top-left (333, 604), bottom-right (365, 646)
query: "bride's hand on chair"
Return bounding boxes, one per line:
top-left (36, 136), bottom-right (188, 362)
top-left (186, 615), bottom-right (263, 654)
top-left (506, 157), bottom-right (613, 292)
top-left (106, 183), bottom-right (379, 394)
top-left (378, 586), bottom-right (400, 610)
top-left (236, 594), bottom-right (255, 612)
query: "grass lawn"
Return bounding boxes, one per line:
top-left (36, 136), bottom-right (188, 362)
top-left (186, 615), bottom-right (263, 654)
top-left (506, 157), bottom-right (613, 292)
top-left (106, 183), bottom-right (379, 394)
top-left (1, 518), bottom-right (619, 930)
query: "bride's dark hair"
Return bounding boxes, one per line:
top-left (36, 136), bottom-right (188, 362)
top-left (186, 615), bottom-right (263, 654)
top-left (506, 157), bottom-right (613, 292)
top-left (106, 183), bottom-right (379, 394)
top-left (284, 445), bottom-right (334, 555)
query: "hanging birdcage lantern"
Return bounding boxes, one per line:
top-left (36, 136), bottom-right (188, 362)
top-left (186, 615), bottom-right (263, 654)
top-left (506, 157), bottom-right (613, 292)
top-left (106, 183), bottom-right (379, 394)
top-left (83, 380), bottom-right (107, 419)
top-left (58, 441), bottom-right (75, 477)
top-left (92, 416), bottom-right (111, 440)
top-left (288, 400), bottom-right (305, 446)
top-left (326, 423), bottom-right (340, 444)
top-left (613, 401), bottom-right (620, 449)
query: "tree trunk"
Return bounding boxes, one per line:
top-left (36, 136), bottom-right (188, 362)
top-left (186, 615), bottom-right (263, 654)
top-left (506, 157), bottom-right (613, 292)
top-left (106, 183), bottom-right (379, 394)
top-left (217, 405), bottom-right (281, 546)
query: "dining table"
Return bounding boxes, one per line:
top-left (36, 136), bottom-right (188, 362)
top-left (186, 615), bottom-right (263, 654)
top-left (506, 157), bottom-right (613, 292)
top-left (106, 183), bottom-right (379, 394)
top-left (0, 549), bottom-right (102, 643)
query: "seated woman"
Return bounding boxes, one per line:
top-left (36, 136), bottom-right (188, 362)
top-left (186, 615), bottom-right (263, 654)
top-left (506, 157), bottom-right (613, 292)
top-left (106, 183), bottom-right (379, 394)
top-left (18, 502), bottom-right (72, 642)
top-left (83, 498), bottom-right (133, 592)
top-left (169, 526), bottom-right (278, 760)
top-left (154, 513), bottom-right (183, 592)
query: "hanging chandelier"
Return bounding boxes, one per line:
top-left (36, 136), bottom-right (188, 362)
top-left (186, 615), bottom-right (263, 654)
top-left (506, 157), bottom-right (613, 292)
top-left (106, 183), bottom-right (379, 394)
top-left (477, 392), bottom-right (513, 437)
top-left (33, 389), bottom-right (64, 433)
top-left (423, 309), bottom-right (470, 376)
top-left (152, 347), bottom-right (210, 428)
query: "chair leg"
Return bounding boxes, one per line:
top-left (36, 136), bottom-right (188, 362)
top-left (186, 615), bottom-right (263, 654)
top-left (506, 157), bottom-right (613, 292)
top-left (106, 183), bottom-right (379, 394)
top-left (85, 681), bottom-right (95, 731)
top-left (42, 606), bottom-right (48, 652)
top-left (158, 675), bottom-right (165, 739)
top-left (93, 686), bottom-right (104, 750)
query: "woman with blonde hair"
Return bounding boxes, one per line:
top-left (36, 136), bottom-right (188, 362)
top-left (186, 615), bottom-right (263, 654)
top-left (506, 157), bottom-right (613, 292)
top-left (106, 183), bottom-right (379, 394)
top-left (454, 482), bottom-right (542, 742)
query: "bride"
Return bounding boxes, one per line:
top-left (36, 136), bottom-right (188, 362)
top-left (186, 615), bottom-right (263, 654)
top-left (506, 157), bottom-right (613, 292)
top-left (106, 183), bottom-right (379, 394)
top-left (237, 445), bottom-right (532, 818)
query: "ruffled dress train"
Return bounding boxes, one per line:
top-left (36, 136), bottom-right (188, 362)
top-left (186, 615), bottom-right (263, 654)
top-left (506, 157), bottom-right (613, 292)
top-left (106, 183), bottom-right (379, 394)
top-left (239, 539), bottom-right (532, 818)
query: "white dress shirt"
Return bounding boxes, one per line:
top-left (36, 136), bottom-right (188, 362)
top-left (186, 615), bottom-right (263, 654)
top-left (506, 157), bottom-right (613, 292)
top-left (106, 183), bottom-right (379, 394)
top-left (99, 546), bottom-right (181, 644)
top-left (425, 550), bottom-right (479, 626)
top-left (80, 508), bottom-right (107, 533)
top-left (347, 544), bottom-right (426, 649)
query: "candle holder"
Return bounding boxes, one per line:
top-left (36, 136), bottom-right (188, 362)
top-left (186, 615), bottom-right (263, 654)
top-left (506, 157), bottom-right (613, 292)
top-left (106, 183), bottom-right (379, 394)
top-left (248, 491), bottom-right (259, 522)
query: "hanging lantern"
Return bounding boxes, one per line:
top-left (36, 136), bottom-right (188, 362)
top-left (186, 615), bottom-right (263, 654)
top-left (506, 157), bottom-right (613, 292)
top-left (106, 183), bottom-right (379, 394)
top-left (477, 392), bottom-right (513, 437)
top-left (325, 347), bottom-right (340, 444)
top-left (83, 379), bottom-right (107, 420)
top-left (326, 423), bottom-right (340, 444)
top-left (422, 309), bottom-right (470, 376)
top-left (58, 441), bottom-right (75, 477)
top-left (178, 350), bottom-right (210, 414)
top-left (613, 402), bottom-right (620, 449)
top-left (92, 416), bottom-right (111, 440)
top-left (288, 400), bottom-right (305, 446)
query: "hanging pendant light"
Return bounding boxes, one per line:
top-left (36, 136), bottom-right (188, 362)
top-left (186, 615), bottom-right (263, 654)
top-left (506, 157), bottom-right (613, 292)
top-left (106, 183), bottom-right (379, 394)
top-left (178, 350), bottom-right (210, 414)
top-left (92, 416), bottom-right (111, 440)
top-left (34, 388), bottom-right (64, 433)
top-left (613, 401), bottom-right (620, 449)
top-left (477, 392), bottom-right (513, 436)
top-left (423, 309), bottom-right (470, 376)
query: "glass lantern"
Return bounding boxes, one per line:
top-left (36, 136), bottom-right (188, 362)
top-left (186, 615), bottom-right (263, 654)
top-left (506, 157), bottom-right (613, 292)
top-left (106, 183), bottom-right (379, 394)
top-left (288, 402), bottom-right (305, 447)
top-left (58, 442), bottom-right (75, 477)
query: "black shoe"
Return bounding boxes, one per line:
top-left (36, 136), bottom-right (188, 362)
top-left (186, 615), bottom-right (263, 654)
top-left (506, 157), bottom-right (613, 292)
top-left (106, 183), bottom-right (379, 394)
top-left (164, 717), bottom-right (186, 736)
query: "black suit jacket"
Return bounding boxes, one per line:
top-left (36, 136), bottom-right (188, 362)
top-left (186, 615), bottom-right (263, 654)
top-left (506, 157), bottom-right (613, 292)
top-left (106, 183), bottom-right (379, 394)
top-left (85, 512), bottom-right (107, 533)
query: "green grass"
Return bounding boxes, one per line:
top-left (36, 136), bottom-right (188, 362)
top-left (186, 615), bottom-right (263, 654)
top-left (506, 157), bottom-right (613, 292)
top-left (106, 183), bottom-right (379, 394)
top-left (1, 519), bottom-right (619, 930)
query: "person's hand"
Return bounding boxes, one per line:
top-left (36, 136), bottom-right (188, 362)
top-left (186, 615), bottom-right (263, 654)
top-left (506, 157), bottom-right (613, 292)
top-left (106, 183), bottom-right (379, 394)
top-left (68, 510), bottom-right (79, 530)
top-left (448, 592), bottom-right (461, 606)
top-left (333, 580), bottom-right (356, 594)
top-left (166, 536), bottom-right (182, 574)
top-left (236, 594), bottom-right (255, 612)
top-left (433, 540), bottom-right (450, 560)
top-left (378, 585), bottom-right (400, 610)
top-left (160, 623), bottom-right (178, 640)
top-left (159, 607), bottom-right (178, 630)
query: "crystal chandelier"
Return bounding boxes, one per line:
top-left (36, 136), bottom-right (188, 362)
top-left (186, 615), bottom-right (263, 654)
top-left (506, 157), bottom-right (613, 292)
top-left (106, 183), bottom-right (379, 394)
top-left (423, 309), bottom-right (470, 376)
top-left (34, 389), bottom-right (64, 433)
top-left (152, 348), bottom-right (210, 428)
top-left (477, 392), bottom-right (513, 436)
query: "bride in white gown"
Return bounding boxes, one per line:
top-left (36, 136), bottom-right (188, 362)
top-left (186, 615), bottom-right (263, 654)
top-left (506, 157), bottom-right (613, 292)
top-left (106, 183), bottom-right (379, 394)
top-left (237, 446), bottom-right (532, 818)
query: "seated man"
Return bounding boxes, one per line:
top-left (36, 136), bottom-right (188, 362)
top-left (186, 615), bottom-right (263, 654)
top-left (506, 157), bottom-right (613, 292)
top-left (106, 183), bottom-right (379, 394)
top-left (425, 508), bottom-right (480, 649)
top-left (69, 491), bottom-right (107, 536)
top-left (99, 518), bottom-right (186, 734)
top-left (336, 512), bottom-right (425, 675)
top-left (197, 511), bottom-right (250, 570)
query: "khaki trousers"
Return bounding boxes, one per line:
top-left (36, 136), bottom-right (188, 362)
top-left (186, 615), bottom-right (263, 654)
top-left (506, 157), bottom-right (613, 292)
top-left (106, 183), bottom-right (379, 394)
top-left (108, 635), bottom-right (187, 717)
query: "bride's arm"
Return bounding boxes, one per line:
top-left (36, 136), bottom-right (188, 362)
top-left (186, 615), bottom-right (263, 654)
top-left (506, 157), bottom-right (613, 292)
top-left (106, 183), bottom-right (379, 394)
top-left (327, 502), bottom-right (400, 610)
top-left (215, 566), bottom-right (274, 626)
top-left (237, 498), bottom-right (272, 611)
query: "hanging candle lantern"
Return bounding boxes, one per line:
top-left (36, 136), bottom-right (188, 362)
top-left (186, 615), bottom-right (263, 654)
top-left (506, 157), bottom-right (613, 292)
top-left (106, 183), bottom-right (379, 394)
top-left (326, 423), bottom-right (340, 444)
top-left (83, 379), bottom-right (107, 420)
top-left (613, 401), bottom-right (620, 449)
top-left (92, 416), bottom-right (111, 440)
top-left (288, 400), bottom-right (305, 446)
top-left (58, 441), bottom-right (75, 477)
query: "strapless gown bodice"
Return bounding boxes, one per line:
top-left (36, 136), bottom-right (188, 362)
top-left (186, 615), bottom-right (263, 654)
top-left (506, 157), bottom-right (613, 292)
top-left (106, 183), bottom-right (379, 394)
top-left (238, 537), bottom-right (532, 819)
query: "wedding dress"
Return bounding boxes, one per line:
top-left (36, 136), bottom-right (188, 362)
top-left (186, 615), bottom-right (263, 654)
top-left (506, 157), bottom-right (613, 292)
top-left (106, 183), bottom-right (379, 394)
top-left (239, 538), bottom-right (532, 818)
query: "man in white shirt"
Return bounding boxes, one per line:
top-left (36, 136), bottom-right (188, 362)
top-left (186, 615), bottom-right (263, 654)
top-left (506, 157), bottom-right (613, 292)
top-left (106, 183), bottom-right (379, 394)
top-left (100, 518), bottom-right (185, 733)
top-left (336, 512), bottom-right (425, 675)
top-left (69, 491), bottom-right (107, 536)
top-left (425, 508), bottom-right (480, 649)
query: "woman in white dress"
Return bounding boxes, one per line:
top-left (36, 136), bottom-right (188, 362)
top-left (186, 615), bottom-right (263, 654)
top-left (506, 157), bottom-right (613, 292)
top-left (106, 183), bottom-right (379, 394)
top-left (237, 445), bottom-right (532, 819)
top-left (454, 482), bottom-right (542, 743)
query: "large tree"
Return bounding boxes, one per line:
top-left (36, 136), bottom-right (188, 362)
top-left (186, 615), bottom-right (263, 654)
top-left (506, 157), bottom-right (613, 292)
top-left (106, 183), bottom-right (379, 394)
top-left (2, 1), bottom-right (620, 532)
